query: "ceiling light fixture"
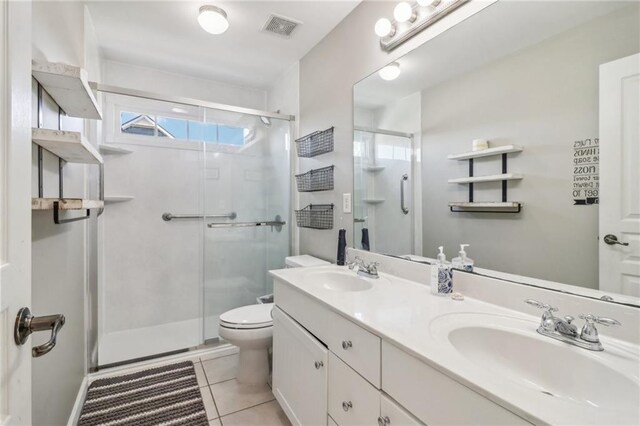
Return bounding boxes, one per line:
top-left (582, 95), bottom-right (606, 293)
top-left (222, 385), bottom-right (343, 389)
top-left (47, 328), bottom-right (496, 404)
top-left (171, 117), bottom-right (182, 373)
top-left (198, 5), bottom-right (229, 35)
top-left (417, 0), bottom-right (441, 7)
top-left (379, 62), bottom-right (401, 81)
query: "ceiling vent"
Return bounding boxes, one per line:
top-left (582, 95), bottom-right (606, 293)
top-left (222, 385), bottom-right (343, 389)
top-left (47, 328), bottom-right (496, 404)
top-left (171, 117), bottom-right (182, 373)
top-left (261, 14), bottom-right (302, 38)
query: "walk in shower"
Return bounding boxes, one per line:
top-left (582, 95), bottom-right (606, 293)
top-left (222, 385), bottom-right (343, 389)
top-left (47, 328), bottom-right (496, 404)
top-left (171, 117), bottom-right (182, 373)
top-left (96, 90), bottom-right (291, 366)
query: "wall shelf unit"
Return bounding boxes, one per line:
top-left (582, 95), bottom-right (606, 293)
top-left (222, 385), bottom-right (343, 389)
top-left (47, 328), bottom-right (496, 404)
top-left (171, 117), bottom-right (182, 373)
top-left (104, 196), bottom-right (135, 203)
top-left (447, 145), bottom-right (523, 213)
top-left (447, 145), bottom-right (522, 160)
top-left (362, 198), bottom-right (385, 204)
top-left (99, 144), bottom-right (133, 155)
top-left (32, 128), bottom-right (103, 164)
top-left (32, 61), bottom-right (102, 120)
top-left (363, 165), bottom-right (385, 172)
top-left (32, 198), bottom-right (104, 211)
top-left (448, 173), bottom-right (523, 184)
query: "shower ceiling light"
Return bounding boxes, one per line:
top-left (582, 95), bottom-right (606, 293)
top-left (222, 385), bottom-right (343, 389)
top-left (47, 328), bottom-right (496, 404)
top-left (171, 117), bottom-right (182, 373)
top-left (379, 62), bottom-right (401, 81)
top-left (198, 5), bottom-right (229, 35)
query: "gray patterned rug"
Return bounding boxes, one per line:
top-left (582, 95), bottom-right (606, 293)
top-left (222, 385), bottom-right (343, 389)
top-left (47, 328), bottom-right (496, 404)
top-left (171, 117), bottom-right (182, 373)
top-left (78, 361), bottom-right (209, 426)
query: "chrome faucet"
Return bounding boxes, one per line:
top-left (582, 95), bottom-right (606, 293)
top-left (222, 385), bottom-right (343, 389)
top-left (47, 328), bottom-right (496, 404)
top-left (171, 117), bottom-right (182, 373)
top-left (347, 256), bottom-right (380, 279)
top-left (525, 299), bottom-right (621, 351)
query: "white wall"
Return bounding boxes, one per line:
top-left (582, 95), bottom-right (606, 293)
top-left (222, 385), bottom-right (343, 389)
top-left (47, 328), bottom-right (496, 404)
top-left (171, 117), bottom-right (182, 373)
top-left (421, 6), bottom-right (640, 288)
top-left (103, 60), bottom-right (268, 111)
top-left (31, 3), bottom-right (102, 425)
top-left (298, 1), bottom-right (496, 261)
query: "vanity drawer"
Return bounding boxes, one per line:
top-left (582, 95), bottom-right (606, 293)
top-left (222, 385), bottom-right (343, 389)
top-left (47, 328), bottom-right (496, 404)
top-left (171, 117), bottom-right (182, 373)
top-left (382, 342), bottom-right (532, 425)
top-left (328, 352), bottom-right (380, 426)
top-left (380, 393), bottom-right (424, 426)
top-left (326, 309), bottom-right (381, 387)
top-left (274, 279), bottom-right (329, 344)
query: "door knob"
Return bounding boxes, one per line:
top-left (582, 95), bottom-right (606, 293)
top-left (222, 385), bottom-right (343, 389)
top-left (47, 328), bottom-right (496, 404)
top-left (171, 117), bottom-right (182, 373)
top-left (14, 307), bottom-right (66, 357)
top-left (603, 234), bottom-right (629, 246)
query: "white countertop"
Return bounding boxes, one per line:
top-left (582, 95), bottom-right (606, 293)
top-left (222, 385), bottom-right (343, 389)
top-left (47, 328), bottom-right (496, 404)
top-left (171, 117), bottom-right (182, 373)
top-left (269, 264), bottom-right (640, 426)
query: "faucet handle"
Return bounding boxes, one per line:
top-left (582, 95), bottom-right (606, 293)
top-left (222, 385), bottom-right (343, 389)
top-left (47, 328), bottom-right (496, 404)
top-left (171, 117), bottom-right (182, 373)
top-left (348, 256), bottom-right (362, 270)
top-left (579, 314), bottom-right (621, 327)
top-left (524, 299), bottom-right (558, 312)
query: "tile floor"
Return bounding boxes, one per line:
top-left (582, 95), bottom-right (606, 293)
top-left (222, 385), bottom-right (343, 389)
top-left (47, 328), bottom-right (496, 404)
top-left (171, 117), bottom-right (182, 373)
top-left (193, 353), bottom-right (291, 426)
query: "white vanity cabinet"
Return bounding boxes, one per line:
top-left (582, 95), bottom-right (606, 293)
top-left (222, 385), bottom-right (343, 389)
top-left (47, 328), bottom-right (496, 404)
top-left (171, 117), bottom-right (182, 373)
top-left (272, 307), bottom-right (328, 426)
top-left (273, 279), bottom-right (530, 426)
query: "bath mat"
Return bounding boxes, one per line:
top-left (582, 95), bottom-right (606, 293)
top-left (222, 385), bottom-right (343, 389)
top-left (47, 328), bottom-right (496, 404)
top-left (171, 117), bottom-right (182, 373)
top-left (78, 360), bottom-right (209, 426)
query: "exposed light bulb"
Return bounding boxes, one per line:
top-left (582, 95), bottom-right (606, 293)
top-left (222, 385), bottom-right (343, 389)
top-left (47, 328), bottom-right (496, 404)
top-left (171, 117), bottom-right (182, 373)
top-left (394, 2), bottom-right (414, 23)
top-left (374, 18), bottom-right (393, 37)
top-left (379, 62), bottom-right (401, 81)
top-left (198, 5), bottom-right (229, 35)
top-left (417, 0), bottom-right (441, 6)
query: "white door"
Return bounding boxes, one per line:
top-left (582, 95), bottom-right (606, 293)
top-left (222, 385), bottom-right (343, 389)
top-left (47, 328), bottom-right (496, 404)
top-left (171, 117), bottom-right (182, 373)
top-left (0, 1), bottom-right (33, 424)
top-left (272, 307), bottom-right (328, 426)
top-left (599, 53), bottom-right (640, 296)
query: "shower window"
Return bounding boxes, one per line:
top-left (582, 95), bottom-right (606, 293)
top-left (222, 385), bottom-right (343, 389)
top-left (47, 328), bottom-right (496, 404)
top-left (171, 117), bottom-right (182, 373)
top-left (119, 110), bottom-right (247, 146)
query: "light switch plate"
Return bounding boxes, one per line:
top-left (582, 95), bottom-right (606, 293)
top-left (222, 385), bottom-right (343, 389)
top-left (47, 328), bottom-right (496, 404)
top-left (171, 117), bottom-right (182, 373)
top-left (343, 193), bottom-right (352, 214)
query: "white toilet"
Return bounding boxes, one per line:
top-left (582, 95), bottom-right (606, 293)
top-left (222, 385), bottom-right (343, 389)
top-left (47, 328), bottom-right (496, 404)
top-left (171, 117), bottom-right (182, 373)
top-left (218, 255), bottom-right (329, 385)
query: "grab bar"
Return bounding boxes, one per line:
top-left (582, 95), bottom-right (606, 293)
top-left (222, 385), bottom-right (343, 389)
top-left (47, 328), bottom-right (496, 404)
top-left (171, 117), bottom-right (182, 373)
top-left (163, 212), bottom-right (237, 221)
top-left (400, 174), bottom-right (409, 215)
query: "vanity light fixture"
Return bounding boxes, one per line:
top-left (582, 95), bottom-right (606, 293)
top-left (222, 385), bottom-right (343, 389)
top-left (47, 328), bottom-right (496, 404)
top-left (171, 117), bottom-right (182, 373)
top-left (379, 62), bottom-right (401, 81)
top-left (394, 2), bottom-right (416, 23)
top-left (374, 18), bottom-right (395, 38)
top-left (198, 5), bottom-right (229, 35)
top-left (376, 0), bottom-right (469, 52)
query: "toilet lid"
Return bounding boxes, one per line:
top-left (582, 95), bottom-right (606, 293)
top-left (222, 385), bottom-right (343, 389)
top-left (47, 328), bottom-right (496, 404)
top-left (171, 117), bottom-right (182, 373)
top-left (220, 303), bottom-right (274, 329)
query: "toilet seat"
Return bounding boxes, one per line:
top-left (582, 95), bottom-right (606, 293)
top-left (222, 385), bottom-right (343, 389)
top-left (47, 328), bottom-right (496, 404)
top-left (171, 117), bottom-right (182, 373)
top-left (219, 303), bottom-right (274, 330)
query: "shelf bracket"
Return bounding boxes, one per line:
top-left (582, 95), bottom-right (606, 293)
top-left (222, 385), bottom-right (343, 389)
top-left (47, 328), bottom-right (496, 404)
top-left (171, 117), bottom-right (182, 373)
top-left (53, 201), bottom-right (90, 224)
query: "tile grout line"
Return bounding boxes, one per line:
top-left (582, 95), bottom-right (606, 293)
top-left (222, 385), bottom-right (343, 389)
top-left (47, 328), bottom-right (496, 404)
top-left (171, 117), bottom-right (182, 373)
top-left (200, 356), bottom-right (223, 422)
top-left (218, 398), bottom-right (278, 420)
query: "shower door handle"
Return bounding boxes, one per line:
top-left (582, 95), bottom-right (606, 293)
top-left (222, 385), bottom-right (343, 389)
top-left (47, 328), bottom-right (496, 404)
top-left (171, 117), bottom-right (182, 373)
top-left (400, 174), bottom-right (409, 215)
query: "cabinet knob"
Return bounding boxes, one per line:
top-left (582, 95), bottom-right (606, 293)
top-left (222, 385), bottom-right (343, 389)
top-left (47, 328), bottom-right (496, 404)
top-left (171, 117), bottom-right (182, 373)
top-left (342, 340), bottom-right (353, 350)
top-left (342, 401), bottom-right (353, 412)
top-left (314, 361), bottom-right (324, 369)
top-left (378, 416), bottom-right (390, 426)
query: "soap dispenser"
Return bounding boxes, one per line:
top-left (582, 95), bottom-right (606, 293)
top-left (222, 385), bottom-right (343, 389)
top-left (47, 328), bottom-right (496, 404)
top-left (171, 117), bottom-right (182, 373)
top-left (431, 246), bottom-right (452, 296)
top-left (452, 244), bottom-right (474, 272)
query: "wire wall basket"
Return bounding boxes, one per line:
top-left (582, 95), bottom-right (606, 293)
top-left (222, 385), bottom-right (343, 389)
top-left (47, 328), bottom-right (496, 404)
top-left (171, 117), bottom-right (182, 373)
top-left (295, 204), bottom-right (334, 230)
top-left (295, 127), bottom-right (334, 158)
top-left (295, 165), bottom-right (335, 192)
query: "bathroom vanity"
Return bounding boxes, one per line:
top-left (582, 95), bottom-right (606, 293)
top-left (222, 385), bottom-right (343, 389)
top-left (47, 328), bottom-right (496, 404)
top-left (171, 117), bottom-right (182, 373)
top-left (270, 252), bottom-right (640, 426)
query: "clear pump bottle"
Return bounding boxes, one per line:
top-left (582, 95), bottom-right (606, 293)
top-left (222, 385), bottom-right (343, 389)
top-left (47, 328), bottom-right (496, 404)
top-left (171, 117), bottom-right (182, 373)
top-left (452, 244), bottom-right (474, 272)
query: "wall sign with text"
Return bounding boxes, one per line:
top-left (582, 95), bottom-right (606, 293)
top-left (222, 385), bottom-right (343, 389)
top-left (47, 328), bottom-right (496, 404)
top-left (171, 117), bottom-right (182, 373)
top-left (573, 138), bottom-right (599, 205)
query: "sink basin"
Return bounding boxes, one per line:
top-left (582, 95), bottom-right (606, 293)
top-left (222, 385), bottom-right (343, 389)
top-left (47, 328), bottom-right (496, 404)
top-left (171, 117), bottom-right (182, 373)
top-left (430, 313), bottom-right (640, 411)
top-left (306, 270), bottom-right (381, 292)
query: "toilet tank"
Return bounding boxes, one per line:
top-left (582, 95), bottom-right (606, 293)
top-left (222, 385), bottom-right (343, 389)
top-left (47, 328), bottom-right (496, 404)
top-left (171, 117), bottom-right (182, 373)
top-left (284, 255), bottom-right (330, 268)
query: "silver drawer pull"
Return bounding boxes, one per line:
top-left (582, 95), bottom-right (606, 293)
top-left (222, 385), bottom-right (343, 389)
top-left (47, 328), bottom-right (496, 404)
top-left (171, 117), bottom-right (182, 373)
top-left (342, 401), bottom-right (353, 412)
top-left (342, 340), bottom-right (353, 350)
top-left (314, 361), bottom-right (324, 369)
top-left (378, 416), bottom-right (390, 426)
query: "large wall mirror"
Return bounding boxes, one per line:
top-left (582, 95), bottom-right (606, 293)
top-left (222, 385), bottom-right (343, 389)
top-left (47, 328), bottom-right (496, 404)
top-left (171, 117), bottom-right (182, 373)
top-left (353, 1), bottom-right (640, 306)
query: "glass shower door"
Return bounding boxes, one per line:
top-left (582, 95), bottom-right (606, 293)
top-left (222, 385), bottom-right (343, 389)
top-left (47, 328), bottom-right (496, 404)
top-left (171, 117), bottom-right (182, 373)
top-left (202, 108), bottom-right (290, 341)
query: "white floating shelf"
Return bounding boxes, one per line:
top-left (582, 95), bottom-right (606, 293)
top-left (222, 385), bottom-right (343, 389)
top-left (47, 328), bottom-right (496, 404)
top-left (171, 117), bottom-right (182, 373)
top-left (362, 198), bottom-right (385, 204)
top-left (32, 198), bottom-right (104, 211)
top-left (448, 145), bottom-right (523, 161)
top-left (448, 173), bottom-right (523, 184)
top-left (449, 202), bottom-right (522, 213)
top-left (32, 128), bottom-right (103, 164)
top-left (99, 144), bottom-right (133, 155)
top-left (363, 165), bottom-right (385, 172)
top-left (104, 196), bottom-right (135, 203)
top-left (32, 61), bottom-right (102, 120)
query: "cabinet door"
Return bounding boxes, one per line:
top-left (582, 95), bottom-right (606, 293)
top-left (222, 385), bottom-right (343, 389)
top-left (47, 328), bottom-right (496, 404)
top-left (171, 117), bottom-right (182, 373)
top-left (328, 352), bottom-right (380, 426)
top-left (273, 307), bottom-right (328, 426)
top-left (380, 393), bottom-right (424, 426)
